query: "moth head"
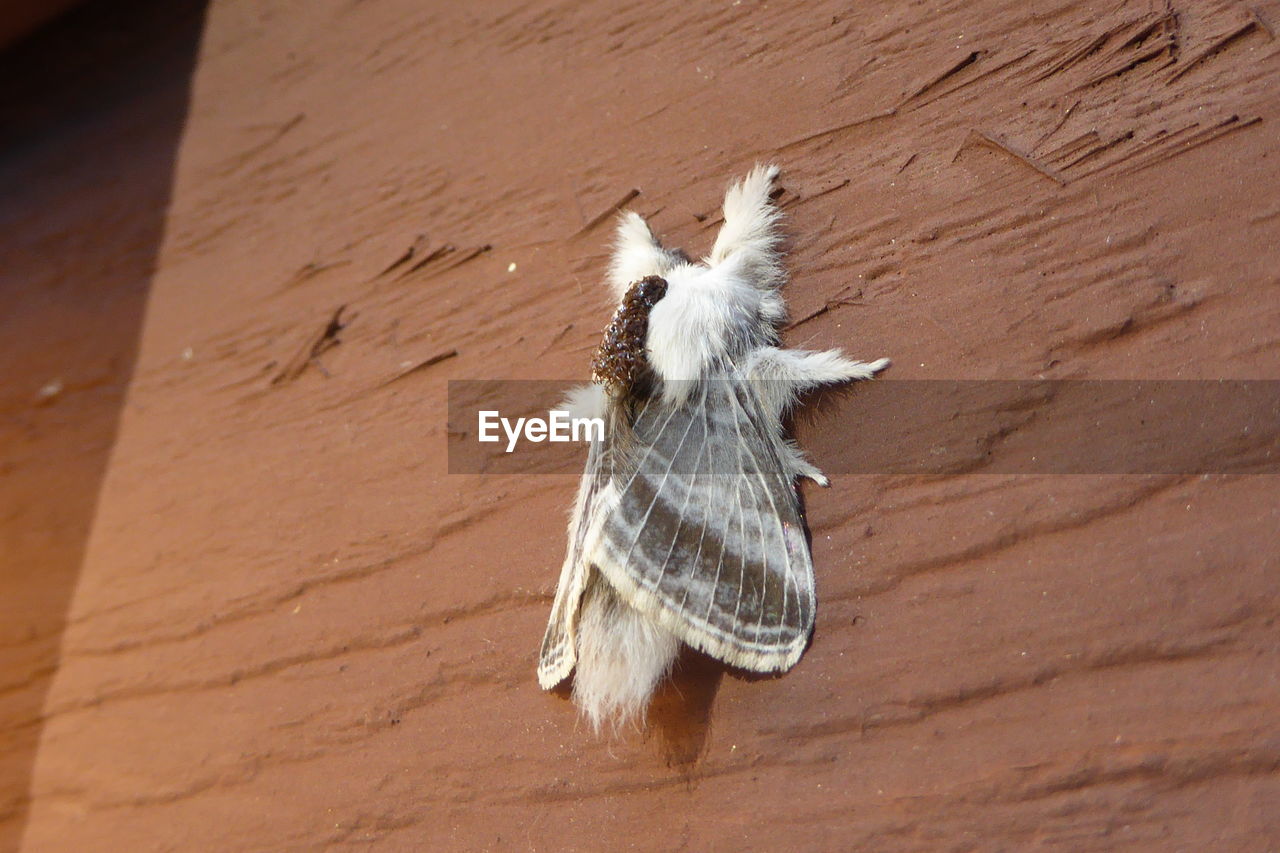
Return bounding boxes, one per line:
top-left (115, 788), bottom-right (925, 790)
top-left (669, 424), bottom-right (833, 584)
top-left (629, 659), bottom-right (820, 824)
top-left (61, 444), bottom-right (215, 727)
top-left (590, 275), bottom-right (668, 397)
top-left (629, 275), bottom-right (668, 307)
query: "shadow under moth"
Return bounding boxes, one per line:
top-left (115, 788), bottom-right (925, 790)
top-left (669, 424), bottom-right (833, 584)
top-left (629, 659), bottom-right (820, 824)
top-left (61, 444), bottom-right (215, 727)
top-left (538, 165), bottom-right (889, 731)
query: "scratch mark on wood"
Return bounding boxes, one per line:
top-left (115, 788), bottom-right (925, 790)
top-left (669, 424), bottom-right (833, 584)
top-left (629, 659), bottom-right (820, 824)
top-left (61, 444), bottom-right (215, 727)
top-left (214, 112), bottom-right (306, 176)
top-left (1031, 32), bottom-right (1111, 82)
top-left (1034, 11), bottom-right (1178, 88)
top-left (785, 304), bottom-right (831, 331)
top-left (379, 349), bottom-right (459, 388)
top-left (898, 50), bottom-right (983, 107)
top-left (1167, 19), bottom-right (1261, 83)
top-left (1043, 131), bottom-right (1101, 164)
top-left (1075, 37), bottom-right (1175, 90)
top-left (1113, 11), bottom-right (1178, 56)
top-left (281, 259), bottom-right (351, 290)
top-left (377, 234), bottom-right (430, 277)
top-left (272, 305), bottom-right (349, 385)
top-left (954, 130), bottom-right (1068, 185)
top-left (1248, 7), bottom-right (1275, 40)
top-left (1100, 115), bottom-right (1262, 179)
top-left (395, 243), bottom-right (491, 281)
top-left (785, 292), bottom-right (870, 332)
top-left (576, 188), bottom-right (640, 235)
top-left (1031, 100), bottom-right (1080, 153)
top-left (900, 50), bottom-right (1034, 112)
top-left (777, 107), bottom-right (897, 152)
top-left (1058, 131), bottom-right (1135, 170)
top-left (399, 244), bottom-right (456, 279)
top-left (802, 179), bottom-right (852, 202)
top-left (539, 324), bottom-right (575, 356)
top-left (446, 244), bottom-right (492, 269)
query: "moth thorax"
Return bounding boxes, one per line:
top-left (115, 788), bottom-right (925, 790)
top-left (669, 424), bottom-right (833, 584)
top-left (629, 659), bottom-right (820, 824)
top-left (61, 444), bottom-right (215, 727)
top-left (590, 275), bottom-right (668, 396)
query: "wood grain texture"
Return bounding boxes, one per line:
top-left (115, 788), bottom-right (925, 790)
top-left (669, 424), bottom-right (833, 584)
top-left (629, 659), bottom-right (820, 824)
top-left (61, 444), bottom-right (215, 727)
top-left (2, 0), bottom-right (1278, 849)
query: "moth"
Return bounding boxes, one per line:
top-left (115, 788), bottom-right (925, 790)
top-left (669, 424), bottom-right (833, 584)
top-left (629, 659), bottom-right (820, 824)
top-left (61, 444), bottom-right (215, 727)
top-left (538, 165), bottom-right (889, 730)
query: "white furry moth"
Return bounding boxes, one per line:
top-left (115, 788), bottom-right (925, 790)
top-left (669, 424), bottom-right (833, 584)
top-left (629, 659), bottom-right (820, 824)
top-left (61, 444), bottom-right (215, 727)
top-left (538, 165), bottom-right (889, 730)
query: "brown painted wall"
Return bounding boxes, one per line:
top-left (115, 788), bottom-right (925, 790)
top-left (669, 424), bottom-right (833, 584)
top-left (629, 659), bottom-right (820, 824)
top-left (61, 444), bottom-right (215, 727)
top-left (0, 1), bottom-right (207, 849)
top-left (2, 0), bottom-right (1277, 849)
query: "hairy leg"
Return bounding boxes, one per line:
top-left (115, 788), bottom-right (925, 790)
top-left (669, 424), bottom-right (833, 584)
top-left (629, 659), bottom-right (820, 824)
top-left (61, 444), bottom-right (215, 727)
top-left (745, 346), bottom-right (890, 419)
top-left (744, 348), bottom-right (888, 485)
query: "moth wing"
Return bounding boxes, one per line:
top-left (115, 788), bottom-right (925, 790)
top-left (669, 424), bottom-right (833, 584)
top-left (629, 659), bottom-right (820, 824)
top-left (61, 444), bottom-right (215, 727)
top-left (537, 436), bottom-right (613, 688)
top-left (586, 380), bottom-right (814, 672)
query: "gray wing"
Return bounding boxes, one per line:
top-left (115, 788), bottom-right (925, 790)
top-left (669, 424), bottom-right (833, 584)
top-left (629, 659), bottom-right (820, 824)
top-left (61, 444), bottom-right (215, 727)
top-left (585, 379), bottom-right (814, 672)
top-left (537, 433), bottom-right (610, 688)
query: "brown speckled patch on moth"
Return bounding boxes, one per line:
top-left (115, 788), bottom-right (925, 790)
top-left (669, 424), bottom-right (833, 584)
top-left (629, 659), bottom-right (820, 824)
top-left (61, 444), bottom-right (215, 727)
top-left (590, 275), bottom-right (668, 397)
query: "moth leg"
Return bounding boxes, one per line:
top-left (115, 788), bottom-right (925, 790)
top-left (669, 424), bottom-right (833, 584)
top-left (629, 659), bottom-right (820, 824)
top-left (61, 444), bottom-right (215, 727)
top-left (781, 440), bottom-right (831, 487)
top-left (708, 163), bottom-right (783, 290)
top-left (745, 346), bottom-right (889, 418)
top-left (608, 211), bottom-right (682, 301)
top-left (745, 347), bottom-right (888, 484)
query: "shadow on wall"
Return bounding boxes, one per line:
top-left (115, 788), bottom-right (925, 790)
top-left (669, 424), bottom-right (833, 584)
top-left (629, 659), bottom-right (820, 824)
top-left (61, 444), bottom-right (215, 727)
top-left (0, 1), bottom-right (91, 53)
top-left (0, 1), bottom-right (208, 849)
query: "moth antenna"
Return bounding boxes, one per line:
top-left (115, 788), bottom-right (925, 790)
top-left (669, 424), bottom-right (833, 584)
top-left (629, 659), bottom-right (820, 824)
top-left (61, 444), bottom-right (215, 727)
top-left (608, 211), bottom-right (683, 301)
top-left (707, 163), bottom-right (784, 291)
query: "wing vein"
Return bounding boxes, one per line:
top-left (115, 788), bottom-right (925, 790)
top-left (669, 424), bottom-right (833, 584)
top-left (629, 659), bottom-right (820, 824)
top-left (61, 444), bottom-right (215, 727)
top-left (727, 379), bottom-right (798, 647)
